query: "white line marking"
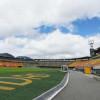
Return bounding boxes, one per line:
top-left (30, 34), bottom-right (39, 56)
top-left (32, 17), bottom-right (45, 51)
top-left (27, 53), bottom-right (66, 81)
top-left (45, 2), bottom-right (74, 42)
top-left (33, 73), bottom-right (69, 100)
top-left (48, 72), bottom-right (69, 100)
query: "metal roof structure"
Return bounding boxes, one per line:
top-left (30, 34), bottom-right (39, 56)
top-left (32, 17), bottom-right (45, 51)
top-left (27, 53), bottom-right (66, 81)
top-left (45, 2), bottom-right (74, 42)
top-left (16, 56), bottom-right (33, 61)
top-left (0, 53), bottom-right (15, 59)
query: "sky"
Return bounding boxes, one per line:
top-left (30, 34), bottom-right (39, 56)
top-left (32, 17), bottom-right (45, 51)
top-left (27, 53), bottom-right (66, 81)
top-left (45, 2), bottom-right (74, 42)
top-left (0, 0), bottom-right (100, 58)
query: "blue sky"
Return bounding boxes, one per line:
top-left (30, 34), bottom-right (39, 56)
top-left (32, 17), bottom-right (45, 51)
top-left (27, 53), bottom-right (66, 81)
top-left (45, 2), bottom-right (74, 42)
top-left (73, 17), bottom-right (100, 36)
top-left (35, 17), bottom-right (100, 36)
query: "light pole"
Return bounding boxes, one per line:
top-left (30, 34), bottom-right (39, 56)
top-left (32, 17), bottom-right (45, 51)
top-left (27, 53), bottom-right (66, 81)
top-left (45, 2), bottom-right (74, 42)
top-left (88, 40), bottom-right (95, 57)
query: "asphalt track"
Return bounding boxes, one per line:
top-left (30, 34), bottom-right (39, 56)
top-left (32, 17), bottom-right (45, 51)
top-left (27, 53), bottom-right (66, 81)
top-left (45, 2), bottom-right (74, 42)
top-left (53, 71), bottom-right (100, 100)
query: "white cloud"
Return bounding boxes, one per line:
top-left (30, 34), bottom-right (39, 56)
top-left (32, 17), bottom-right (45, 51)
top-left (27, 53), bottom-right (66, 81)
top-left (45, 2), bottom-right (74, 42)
top-left (88, 34), bottom-right (100, 49)
top-left (0, 0), bottom-right (100, 37)
top-left (0, 30), bottom-right (99, 58)
top-left (0, 0), bottom-right (100, 58)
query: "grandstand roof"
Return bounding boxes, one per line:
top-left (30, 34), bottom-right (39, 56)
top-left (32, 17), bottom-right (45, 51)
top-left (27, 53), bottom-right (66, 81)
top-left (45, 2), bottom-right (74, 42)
top-left (95, 47), bottom-right (100, 53)
top-left (0, 53), bottom-right (15, 59)
top-left (16, 56), bottom-right (33, 61)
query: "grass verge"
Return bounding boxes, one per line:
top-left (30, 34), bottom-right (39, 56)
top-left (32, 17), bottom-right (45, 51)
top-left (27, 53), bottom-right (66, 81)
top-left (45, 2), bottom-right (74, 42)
top-left (0, 67), bottom-right (65, 100)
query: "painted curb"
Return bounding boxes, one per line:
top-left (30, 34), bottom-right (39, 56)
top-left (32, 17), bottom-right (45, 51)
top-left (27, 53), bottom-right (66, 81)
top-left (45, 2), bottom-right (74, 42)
top-left (33, 72), bottom-right (69, 100)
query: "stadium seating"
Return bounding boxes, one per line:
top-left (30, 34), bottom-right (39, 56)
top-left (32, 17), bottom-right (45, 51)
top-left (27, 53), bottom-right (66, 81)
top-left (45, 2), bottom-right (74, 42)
top-left (69, 59), bottom-right (100, 68)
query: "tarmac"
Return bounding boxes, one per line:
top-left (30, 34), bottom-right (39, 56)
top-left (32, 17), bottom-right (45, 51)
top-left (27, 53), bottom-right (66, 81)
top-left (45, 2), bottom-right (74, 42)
top-left (53, 70), bottom-right (100, 100)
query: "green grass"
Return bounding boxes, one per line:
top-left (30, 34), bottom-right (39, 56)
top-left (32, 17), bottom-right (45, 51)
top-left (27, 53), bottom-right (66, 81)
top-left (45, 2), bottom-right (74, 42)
top-left (0, 67), bottom-right (65, 100)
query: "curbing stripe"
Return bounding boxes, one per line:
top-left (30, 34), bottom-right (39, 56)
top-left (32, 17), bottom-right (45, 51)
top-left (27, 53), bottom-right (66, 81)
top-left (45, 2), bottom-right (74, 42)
top-left (33, 72), bottom-right (69, 100)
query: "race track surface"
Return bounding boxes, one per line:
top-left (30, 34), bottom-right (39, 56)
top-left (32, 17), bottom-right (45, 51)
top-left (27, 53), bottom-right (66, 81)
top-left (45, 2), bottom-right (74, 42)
top-left (53, 71), bottom-right (100, 100)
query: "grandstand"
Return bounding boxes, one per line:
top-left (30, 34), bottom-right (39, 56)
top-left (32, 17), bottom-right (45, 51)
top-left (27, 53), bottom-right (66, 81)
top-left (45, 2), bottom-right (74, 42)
top-left (0, 46), bottom-right (100, 69)
top-left (68, 46), bottom-right (100, 74)
top-left (0, 53), bottom-right (72, 68)
top-left (69, 58), bottom-right (100, 68)
top-left (0, 53), bottom-right (35, 68)
top-left (0, 53), bottom-right (23, 67)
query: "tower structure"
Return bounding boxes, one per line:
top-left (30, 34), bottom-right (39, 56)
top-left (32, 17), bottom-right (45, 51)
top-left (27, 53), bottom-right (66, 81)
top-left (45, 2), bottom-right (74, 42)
top-left (88, 40), bottom-right (96, 57)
